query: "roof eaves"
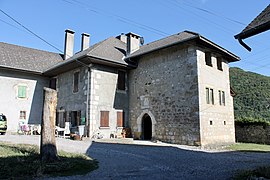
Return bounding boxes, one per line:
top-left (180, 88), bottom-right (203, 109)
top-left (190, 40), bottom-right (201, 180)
top-left (234, 21), bottom-right (270, 39)
top-left (126, 34), bottom-right (199, 59)
top-left (199, 36), bottom-right (240, 62)
top-left (0, 65), bottom-right (43, 75)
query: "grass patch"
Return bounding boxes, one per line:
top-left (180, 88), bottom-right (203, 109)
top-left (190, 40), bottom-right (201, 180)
top-left (228, 143), bottom-right (270, 179)
top-left (234, 166), bottom-right (270, 180)
top-left (0, 142), bottom-right (98, 179)
top-left (228, 143), bottom-right (270, 152)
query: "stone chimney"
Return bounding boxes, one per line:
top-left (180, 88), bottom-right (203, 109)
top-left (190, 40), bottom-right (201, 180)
top-left (81, 33), bottom-right (90, 51)
top-left (126, 32), bottom-right (141, 55)
top-left (116, 33), bottom-right (127, 43)
top-left (64, 29), bottom-right (75, 60)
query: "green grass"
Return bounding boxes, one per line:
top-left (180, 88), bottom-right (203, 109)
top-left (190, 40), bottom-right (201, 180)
top-left (0, 142), bottom-right (98, 179)
top-left (228, 143), bottom-right (270, 152)
top-left (228, 143), bottom-right (270, 179)
top-left (234, 166), bottom-right (270, 180)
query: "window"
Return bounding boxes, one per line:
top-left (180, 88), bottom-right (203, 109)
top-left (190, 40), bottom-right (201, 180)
top-left (117, 70), bottom-right (126, 91)
top-left (222, 91), bottom-right (225, 106)
top-left (18, 85), bottom-right (27, 98)
top-left (205, 52), bottom-right (212, 66)
top-left (73, 71), bottom-right (79, 93)
top-left (206, 87), bottom-right (214, 105)
top-left (217, 57), bottom-right (223, 71)
top-left (49, 78), bottom-right (57, 90)
top-left (100, 111), bottom-right (109, 127)
top-left (19, 111), bottom-right (26, 119)
top-left (117, 111), bottom-right (124, 127)
top-left (219, 90), bottom-right (226, 106)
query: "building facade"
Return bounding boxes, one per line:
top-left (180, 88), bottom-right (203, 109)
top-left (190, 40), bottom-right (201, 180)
top-left (0, 30), bottom-right (239, 146)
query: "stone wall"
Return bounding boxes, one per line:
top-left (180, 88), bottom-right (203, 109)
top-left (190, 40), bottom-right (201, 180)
top-left (57, 66), bottom-right (87, 119)
top-left (129, 44), bottom-right (201, 145)
top-left (235, 125), bottom-right (270, 144)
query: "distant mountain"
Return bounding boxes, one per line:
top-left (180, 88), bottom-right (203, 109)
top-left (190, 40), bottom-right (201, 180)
top-left (230, 67), bottom-right (270, 121)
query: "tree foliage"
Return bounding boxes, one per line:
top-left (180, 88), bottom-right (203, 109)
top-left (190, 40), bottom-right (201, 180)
top-left (230, 67), bottom-right (270, 122)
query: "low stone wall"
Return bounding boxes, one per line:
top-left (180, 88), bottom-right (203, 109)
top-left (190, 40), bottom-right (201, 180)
top-left (235, 125), bottom-right (270, 144)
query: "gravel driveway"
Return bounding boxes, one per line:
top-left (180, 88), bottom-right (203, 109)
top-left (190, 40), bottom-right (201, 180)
top-left (1, 135), bottom-right (270, 180)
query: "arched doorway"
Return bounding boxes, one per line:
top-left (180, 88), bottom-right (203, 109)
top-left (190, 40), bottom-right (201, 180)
top-left (142, 114), bottom-right (152, 140)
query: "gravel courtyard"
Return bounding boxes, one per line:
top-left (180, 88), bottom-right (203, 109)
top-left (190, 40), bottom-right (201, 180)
top-left (1, 135), bottom-right (270, 180)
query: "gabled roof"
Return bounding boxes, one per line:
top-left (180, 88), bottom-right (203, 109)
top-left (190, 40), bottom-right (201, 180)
top-left (44, 37), bottom-right (128, 76)
top-left (235, 4), bottom-right (270, 40)
top-left (0, 42), bottom-right (63, 74)
top-left (127, 31), bottom-right (240, 62)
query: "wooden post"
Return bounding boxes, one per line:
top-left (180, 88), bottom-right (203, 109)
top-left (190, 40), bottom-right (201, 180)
top-left (40, 87), bottom-right (58, 162)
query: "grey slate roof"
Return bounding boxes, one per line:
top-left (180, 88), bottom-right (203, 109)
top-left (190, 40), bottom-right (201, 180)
top-left (127, 31), bottom-right (239, 62)
top-left (0, 42), bottom-right (63, 73)
top-left (128, 31), bottom-right (197, 58)
top-left (235, 4), bottom-right (270, 39)
top-left (44, 37), bottom-right (127, 76)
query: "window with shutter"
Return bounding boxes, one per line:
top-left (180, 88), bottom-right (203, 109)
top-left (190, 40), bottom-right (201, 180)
top-left (117, 111), bottom-right (124, 127)
top-left (100, 111), bottom-right (109, 127)
top-left (18, 86), bottom-right (27, 98)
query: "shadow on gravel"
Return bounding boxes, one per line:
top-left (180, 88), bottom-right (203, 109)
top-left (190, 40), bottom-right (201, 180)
top-left (86, 142), bottom-right (270, 179)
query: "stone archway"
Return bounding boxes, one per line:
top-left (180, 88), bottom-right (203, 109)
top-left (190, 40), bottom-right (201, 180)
top-left (136, 110), bottom-right (156, 139)
top-left (142, 114), bottom-right (152, 140)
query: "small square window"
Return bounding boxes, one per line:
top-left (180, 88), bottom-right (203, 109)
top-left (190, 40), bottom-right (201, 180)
top-left (205, 52), bottom-right (212, 66)
top-left (210, 121), bottom-right (213, 125)
top-left (19, 111), bottom-right (26, 120)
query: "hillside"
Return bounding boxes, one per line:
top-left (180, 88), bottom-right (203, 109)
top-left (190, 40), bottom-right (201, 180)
top-left (229, 67), bottom-right (270, 121)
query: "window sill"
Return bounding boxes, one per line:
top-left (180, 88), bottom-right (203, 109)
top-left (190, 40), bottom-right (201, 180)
top-left (99, 126), bottom-right (110, 129)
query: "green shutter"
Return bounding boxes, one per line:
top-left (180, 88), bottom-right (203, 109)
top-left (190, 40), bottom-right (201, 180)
top-left (18, 86), bottom-right (26, 98)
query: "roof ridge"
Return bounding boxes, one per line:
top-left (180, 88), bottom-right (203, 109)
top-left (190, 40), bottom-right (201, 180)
top-left (87, 36), bottom-right (116, 54)
top-left (140, 30), bottom-right (198, 47)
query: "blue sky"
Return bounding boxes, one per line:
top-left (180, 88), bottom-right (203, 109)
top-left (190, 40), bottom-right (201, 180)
top-left (1, 0), bottom-right (270, 76)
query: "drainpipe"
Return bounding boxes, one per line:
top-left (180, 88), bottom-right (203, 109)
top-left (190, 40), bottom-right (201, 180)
top-left (86, 64), bottom-right (92, 137)
top-left (237, 38), bottom-right (252, 52)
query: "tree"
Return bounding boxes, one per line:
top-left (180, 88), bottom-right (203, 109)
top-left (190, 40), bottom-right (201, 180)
top-left (40, 87), bottom-right (58, 162)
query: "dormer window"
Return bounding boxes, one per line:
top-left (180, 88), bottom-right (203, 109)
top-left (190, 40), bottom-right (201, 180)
top-left (205, 52), bottom-right (212, 66)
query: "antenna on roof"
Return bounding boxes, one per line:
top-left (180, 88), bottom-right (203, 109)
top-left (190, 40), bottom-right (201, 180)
top-left (140, 37), bottom-right (144, 45)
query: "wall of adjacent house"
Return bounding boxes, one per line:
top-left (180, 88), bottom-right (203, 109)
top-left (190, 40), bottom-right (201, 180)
top-left (89, 65), bottom-right (129, 138)
top-left (129, 44), bottom-right (201, 145)
top-left (197, 49), bottom-right (235, 147)
top-left (0, 69), bottom-right (49, 132)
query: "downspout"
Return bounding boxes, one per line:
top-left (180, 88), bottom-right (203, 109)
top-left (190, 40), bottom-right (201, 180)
top-left (86, 64), bottom-right (91, 137)
top-left (237, 38), bottom-right (252, 52)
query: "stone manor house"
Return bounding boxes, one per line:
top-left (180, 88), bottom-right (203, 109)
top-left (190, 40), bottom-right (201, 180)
top-left (0, 29), bottom-right (240, 146)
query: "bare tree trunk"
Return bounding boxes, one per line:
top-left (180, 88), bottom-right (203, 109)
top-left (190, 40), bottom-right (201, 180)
top-left (40, 87), bottom-right (58, 162)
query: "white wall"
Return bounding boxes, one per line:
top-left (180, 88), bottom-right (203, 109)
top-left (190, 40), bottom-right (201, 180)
top-left (197, 49), bottom-right (235, 146)
top-left (0, 70), bottom-right (49, 132)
